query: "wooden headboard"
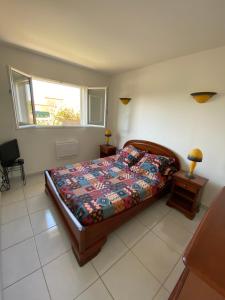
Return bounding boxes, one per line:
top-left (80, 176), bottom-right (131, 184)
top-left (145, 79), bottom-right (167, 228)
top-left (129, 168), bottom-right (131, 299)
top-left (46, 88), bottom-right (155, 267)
top-left (124, 139), bottom-right (180, 170)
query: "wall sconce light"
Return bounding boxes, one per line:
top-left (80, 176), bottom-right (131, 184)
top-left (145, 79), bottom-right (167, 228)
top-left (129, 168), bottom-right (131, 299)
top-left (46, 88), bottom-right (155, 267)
top-left (120, 97), bottom-right (132, 105)
top-left (190, 92), bottom-right (217, 103)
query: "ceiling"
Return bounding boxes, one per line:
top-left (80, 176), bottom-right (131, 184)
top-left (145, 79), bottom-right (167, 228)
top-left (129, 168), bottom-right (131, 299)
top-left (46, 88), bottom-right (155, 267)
top-left (0, 0), bottom-right (225, 74)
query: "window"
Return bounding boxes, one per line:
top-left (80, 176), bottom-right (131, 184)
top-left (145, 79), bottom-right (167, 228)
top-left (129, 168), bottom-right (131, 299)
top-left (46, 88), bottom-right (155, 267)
top-left (87, 88), bottom-right (107, 126)
top-left (10, 69), bottom-right (36, 126)
top-left (9, 67), bottom-right (107, 128)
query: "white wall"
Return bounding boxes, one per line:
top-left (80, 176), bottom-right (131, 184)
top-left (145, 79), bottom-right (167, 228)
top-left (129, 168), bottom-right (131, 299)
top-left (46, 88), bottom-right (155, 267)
top-left (108, 46), bottom-right (225, 206)
top-left (0, 43), bottom-right (110, 174)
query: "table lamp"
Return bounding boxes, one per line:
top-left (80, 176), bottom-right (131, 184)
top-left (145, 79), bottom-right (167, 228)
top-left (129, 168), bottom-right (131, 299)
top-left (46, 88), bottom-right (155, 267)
top-left (105, 129), bottom-right (112, 145)
top-left (186, 148), bottom-right (203, 179)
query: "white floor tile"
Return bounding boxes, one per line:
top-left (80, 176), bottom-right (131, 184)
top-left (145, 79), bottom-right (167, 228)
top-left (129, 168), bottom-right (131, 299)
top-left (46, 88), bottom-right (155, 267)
top-left (24, 182), bottom-right (45, 198)
top-left (2, 238), bottom-right (40, 288)
top-left (1, 216), bottom-right (33, 250)
top-left (35, 225), bottom-right (71, 265)
top-left (132, 231), bottom-right (180, 283)
top-left (164, 258), bottom-right (185, 293)
top-left (1, 187), bottom-right (24, 206)
top-left (76, 279), bottom-right (112, 300)
top-left (153, 287), bottom-right (170, 300)
top-left (0, 201), bottom-right (28, 224)
top-left (152, 214), bottom-right (192, 254)
top-left (3, 269), bottom-right (50, 300)
top-left (136, 199), bottom-right (170, 229)
top-left (30, 206), bottom-right (60, 235)
top-left (102, 252), bottom-right (160, 300)
top-left (6, 177), bottom-right (25, 190)
top-left (26, 173), bottom-right (45, 186)
top-left (115, 217), bottom-right (149, 248)
top-left (91, 234), bottom-right (128, 275)
top-left (168, 206), bottom-right (207, 233)
top-left (0, 179), bottom-right (199, 300)
top-left (26, 193), bottom-right (52, 214)
top-left (43, 250), bottom-right (98, 300)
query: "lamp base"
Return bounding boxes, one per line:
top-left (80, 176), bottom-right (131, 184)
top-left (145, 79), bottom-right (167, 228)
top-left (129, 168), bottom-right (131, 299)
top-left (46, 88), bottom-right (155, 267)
top-left (185, 172), bottom-right (195, 179)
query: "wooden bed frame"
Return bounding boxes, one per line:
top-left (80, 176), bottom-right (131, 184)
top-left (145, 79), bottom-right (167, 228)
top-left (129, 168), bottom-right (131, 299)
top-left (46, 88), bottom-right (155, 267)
top-left (45, 140), bottom-right (180, 266)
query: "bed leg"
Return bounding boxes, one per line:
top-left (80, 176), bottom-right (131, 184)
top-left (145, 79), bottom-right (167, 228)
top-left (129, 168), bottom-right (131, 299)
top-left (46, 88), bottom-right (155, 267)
top-left (71, 236), bottom-right (107, 266)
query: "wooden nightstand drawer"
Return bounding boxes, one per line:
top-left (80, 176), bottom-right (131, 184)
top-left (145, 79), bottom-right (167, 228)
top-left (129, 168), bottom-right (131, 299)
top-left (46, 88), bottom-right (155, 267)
top-left (175, 179), bottom-right (199, 193)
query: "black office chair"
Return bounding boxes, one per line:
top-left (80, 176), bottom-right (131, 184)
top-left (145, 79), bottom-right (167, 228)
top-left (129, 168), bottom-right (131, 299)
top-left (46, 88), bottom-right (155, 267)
top-left (0, 139), bottom-right (26, 191)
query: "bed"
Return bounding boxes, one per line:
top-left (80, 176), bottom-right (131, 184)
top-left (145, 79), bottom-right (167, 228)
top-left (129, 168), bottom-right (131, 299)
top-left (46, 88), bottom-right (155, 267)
top-left (45, 140), bottom-right (180, 266)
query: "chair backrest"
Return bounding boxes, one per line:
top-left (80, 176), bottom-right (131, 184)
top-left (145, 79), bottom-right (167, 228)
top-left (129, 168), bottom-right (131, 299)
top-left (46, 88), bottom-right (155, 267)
top-left (0, 139), bottom-right (20, 163)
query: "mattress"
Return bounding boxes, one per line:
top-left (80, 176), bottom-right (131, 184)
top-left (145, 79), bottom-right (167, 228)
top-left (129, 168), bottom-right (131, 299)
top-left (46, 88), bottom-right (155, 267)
top-left (50, 155), bottom-right (167, 225)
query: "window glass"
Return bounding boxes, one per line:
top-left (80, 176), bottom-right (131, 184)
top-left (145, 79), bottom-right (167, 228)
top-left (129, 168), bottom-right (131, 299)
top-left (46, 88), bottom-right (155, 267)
top-left (10, 70), bottom-right (35, 126)
top-left (87, 88), bottom-right (106, 126)
top-left (32, 79), bottom-right (81, 126)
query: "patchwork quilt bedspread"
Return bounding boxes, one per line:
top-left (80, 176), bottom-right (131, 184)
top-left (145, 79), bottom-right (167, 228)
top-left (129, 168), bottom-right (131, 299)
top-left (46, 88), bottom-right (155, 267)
top-left (50, 155), bottom-right (166, 225)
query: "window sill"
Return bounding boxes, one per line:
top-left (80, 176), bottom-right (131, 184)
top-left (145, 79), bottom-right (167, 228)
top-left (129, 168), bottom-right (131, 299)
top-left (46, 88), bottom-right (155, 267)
top-left (16, 125), bottom-right (105, 130)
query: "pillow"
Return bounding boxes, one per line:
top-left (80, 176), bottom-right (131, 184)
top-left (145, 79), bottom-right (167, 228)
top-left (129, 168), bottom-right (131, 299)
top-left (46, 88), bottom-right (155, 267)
top-left (130, 152), bottom-right (176, 176)
top-left (118, 145), bottom-right (145, 166)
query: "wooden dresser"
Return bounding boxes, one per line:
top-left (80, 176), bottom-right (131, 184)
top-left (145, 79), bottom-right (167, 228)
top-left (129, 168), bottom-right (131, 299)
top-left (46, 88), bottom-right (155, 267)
top-left (169, 187), bottom-right (225, 300)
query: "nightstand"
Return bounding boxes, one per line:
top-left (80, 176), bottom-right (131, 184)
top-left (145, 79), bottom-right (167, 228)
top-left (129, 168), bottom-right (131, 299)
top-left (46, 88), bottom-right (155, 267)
top-left (167, 170), bottom-right (208, 219)
top-left (100, 144), bottom-right (117, 158)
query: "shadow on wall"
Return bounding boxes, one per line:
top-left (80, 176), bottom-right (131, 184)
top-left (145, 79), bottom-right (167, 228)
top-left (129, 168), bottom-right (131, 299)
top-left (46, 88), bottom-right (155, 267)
top-left (201, 181), bottom-right (223, 207)
top-left (115, 132), bottom-right (129, 149)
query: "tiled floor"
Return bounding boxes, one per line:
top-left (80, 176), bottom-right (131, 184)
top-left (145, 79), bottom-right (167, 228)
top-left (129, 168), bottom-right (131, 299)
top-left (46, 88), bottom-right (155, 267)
top-left (0, 173), bottom-right (207, 300)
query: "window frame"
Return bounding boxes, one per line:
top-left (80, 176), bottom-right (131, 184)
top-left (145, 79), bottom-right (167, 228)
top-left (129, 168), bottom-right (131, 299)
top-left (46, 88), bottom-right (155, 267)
top-left (86, 87), bottom-right (108, 128)
top-left (9, 66), bottom-right (37, 128)
top-left (8, 66), bottom-right (107, 129)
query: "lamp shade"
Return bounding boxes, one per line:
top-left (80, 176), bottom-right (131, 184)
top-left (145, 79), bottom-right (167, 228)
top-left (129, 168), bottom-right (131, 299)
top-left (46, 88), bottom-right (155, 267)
top-left (190, 92), bottom-right (217, 103)
top-left (105, 129), bottom-right (112, 137)
top-left (187, 148), bottom-right (203, 162)
top-left (120, 98), bottom-right (131, 105)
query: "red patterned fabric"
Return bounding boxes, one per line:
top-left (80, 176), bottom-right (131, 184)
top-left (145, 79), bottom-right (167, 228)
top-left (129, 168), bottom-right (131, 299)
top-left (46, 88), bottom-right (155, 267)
top-left (118, 145), bottom-right (144, 166)
top-left (130, 153), bottom-right (176, 176)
